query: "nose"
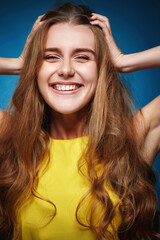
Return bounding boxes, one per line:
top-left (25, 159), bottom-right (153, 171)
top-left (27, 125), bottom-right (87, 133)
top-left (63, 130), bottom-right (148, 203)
top-left (57, 58), bottom-right (75, 79)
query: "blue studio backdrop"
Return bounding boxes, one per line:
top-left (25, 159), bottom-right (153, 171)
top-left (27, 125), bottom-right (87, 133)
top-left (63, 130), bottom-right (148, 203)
top-left (0, 0), bottom-right (160, 209)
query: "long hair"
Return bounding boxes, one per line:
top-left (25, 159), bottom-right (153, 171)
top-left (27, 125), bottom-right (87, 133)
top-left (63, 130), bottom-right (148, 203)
top-left (0, 2), bottom-right (159, 240)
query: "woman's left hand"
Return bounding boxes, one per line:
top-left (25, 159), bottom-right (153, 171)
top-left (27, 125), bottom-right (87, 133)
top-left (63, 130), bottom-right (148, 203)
top-left (90, 13), bottom-right (160, 73)
top-left (90, 13), bottom-right (124, 71)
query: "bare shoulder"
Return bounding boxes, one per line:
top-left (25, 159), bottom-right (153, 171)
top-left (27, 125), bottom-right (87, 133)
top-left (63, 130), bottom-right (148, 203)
top-left (0, 109), bottom-right (10, 134)
top-left (0, 109), bottom-right (7, 122)
top-left (133, 95), bottom-right (160, 166)
top-left (141, 95), bottom-right (160, 129)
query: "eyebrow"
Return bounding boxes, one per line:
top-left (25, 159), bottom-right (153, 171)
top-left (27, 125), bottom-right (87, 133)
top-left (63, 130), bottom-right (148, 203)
top-left (44, 48), bottom-right (96, 57)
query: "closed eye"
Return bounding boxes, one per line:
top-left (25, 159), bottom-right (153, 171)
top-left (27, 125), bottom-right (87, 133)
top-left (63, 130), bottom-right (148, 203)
top-left (44, 55), bottom-right (60, 61)
top-left (75, 55), bottom-right (90, 62)
top-left (76, 56), bottom-right (90, 60)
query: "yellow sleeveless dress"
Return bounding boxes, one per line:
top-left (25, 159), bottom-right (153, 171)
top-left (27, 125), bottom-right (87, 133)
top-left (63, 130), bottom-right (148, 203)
top-left (20, 136), bottom-right (121, 240)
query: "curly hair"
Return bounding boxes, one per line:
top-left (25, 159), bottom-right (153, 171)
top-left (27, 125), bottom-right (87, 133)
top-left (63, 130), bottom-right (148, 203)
top-left (0, 2), bottom-right (159, 240)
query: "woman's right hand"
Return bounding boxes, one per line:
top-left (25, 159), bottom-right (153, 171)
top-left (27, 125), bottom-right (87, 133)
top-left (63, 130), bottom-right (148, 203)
top-left (19, 15), bottom-right (44, 61)
top-left (0, 15), bottom-right (44, 75)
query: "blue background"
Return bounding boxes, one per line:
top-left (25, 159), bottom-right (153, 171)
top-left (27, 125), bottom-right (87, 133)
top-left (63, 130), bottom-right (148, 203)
top-left (0, 0), bottom-right (160, 207)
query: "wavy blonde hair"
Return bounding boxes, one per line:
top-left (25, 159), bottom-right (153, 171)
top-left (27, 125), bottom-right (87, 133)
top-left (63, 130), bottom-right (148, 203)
top-left (0, 2), bottom-right (159, 240)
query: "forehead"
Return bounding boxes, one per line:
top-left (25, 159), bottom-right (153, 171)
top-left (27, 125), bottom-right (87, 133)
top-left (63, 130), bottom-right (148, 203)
top-left (45, 22), bottom-right (95, 50)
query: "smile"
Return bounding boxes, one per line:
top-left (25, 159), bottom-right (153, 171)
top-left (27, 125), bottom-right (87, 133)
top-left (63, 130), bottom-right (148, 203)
top-left (49, 83), bottom-right (84, 95)
top-left (53, 84), bottom-right (81, 91)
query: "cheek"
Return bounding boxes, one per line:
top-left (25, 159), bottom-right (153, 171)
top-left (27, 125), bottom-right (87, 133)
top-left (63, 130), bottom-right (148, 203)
top-left (37, 68), bottom-right (47, 97)
top-left (75, 63), bottom-right (98, 83)
top-left (37, 64), bottom-right (45, 85)
top-left (37, 62), bottom-right (55, 82)
top-left (88, 67), bottom-right (98, 88)
top-left (36, 74), bottom-right (43, 93)
top-left (37, 65), bottom-right (51, 93)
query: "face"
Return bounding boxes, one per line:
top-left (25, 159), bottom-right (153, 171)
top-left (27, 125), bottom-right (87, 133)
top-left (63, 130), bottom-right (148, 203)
top-left (37, 22), bottom-right (98, 115)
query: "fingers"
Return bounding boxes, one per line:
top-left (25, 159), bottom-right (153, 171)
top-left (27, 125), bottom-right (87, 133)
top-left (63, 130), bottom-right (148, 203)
top-left (31, 15), bottom-right (45, 32)
top-left (26, 15), bottom-right (45, 43)
top-left (90, 13), bottom-right (109, 22)
top-left (90, 13), bottom-right (111, 34)
top-left (20, 15), bottom-right (45, 60)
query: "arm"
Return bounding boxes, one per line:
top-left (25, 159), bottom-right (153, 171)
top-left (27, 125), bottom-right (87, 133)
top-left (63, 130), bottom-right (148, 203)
top-left (0, 109), bottom-right (8, 135)
top-left (0, 15), bottom-right (44, 75)
top-left (0, 109), bottom-right (5, 121)
top-left (133, 96), bottom-right (160, 166)
top-left (0, 57), bottom-right (23, 75)
top-left (90, 14), bottom-right (160, 73)
top-left (115, 46), bottom-right (160, 73)
top-left (90, 14), bottom-right (160, 165)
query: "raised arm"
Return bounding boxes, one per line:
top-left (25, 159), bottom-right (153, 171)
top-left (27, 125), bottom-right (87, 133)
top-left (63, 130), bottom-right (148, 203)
top-left (115, 46), bottom-right (160, 73)
top-left (90, 14), bottom-right (160, 165)
top-left (0, 57), bottom-right (23, 75)
top-left (90, 14), bottom-right (160, 73)
top-left (134, 96), bottom-right (160, 166)
top-left (0, 15), bottom-right (44, 75)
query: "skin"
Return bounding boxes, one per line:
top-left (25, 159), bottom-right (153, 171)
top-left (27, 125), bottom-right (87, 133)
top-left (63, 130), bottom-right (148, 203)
top-left (0, 13), bottom-right (159, 166)
top-left (0, 15), bottom-right (44, 75)
top-left (89, 14), bottom-right (160, 166)
top-left (37, 23), bottom-right (98, 140)
top-left (90, 13), bottom-right (160, 72)
top-left (0, 14), bottom-right (160, 74)
top-left (134, 96), bottom-right (160, 166)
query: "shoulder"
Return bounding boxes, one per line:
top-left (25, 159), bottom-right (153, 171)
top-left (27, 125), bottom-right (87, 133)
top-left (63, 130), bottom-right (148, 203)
top-left (133, 95), bottom-right (160, 166)
top-left (0, 109), bottom-right (11, 135)
top-left (0, 109), bottom-right (7, 122)
top-left (141, 95), bottom-right (160, 129)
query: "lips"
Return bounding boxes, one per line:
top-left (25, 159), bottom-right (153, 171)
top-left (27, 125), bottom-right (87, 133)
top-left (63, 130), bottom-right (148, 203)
top-left (49, 82), bottom-right (83, 92)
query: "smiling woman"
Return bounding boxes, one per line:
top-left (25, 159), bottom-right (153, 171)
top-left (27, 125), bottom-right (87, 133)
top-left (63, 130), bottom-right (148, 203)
top-left (37, 23), bottom-right (98, 119)
top-left (0, 2), bottom-right (160, 240)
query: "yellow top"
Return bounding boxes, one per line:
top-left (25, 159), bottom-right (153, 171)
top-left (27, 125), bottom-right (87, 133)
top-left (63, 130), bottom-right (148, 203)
top-left (20, 136), bottom-right (121, 240)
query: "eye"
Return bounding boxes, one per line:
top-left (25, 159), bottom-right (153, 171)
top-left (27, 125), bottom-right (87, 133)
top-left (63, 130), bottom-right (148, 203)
top-left (77, 56), bottom-right (90, 60)
top-left (75, 55), bottom-right (90, 62)
top-left (44, 55), bottom-right (61, 62)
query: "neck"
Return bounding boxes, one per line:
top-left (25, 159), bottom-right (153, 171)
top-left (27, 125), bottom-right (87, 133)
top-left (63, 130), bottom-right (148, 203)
top-left (50, 110), bottom-right (87, 140)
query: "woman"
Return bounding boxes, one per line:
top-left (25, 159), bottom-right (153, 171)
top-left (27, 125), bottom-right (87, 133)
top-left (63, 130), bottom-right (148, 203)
top-left (0, 2), bottom-right (160, 240)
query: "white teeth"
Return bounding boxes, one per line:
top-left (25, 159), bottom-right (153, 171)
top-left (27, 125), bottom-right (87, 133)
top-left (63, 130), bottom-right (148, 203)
top-left (53, 84), bottom-right (80, 91)
top-left (66, 85), bottom-right (70, 90)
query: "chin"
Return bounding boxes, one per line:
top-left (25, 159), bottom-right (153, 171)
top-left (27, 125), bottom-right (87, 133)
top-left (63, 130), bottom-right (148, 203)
top-left (50, 105), bottom-right (88, 116)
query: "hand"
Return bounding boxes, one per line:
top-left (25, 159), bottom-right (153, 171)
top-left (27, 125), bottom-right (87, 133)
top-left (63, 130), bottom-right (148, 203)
top-left (19, 15), bottom-right (44, 61)
top-left (90, 13), bottom-right (124, 71)
top-left (0, 15), bottom-right (45, 75)
top-left (90, 13), bottom-right (112, 34)
top-left (90, 14), bottom-right (160, 73)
